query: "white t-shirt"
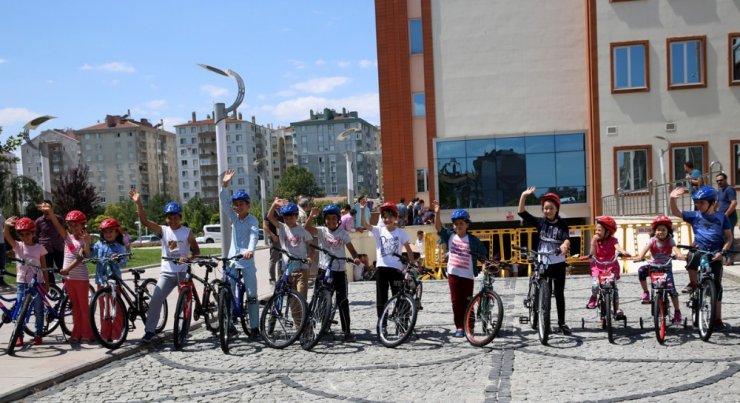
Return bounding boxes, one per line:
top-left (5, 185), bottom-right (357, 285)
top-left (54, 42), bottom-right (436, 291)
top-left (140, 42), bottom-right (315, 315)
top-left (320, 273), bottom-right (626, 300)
top-left (447, 234), bottom-right (474, 280)
top-left (316, 226), bottom-right (352, 271)
top-left (278, 222), bottom-right (313, 270)
top-left (160, 225), bottom-right (192, 273)
top-left (371, 225), bottom-right (410, 271)
top-left (15, 243), bottom-right (48, 284)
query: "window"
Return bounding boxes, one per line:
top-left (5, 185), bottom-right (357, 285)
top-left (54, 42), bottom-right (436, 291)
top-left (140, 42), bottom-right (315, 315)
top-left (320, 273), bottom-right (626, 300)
top-left (667, 36), bottom-right (707, 89)
top-left (730, 33), bottom-right (740, 86)
top-left (413, 92), bottom-right (426, 116)
top-left (237, 178), bottom-right (245, 185)
top-left (409, 19), bottom-right (423, 54)
top-left (416, 169), bottom-right (428, 193)
top-left (670, 142), bottom-right (707, 183)
top-left (180, 138), bottom-right (186, 145)
top-left (614, 146), bottom-right (651, 192)
top-left (182, 160), bottom-right (188, 166)
top-left (730, 140), bottom-right (740, 186)
top-left (611, 41), bottom-right (649, 92)
top-left (84, 144), bottom-right (92, 150)
top-left (183, 192), bottom-right (190, 199)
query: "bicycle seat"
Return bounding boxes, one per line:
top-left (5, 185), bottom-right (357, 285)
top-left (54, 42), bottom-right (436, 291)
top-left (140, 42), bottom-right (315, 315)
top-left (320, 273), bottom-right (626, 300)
top-left (132, 269), bottom-right (145, 274)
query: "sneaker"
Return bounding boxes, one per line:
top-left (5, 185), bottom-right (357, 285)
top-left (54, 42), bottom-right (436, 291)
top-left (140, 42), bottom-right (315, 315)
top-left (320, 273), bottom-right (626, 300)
top-left (641, 292), bottom-right (651, 304)
top-left (343, 332), bottom-right (356, 342)
top-left (559, 324), bottom-right (572, 336)
top-left (681, 283), bottom-right (697, 294)
top-left (141, 331), bottom-right (156, 343)
top-left (615, 309), bottom-right (625, 321)
top-left (586, 295), bottom-right (597, 309)
top-left (33, 336), bottom-right (43, 345)
top-left (14, 337), bottom-right (23, 347)
top-left (249, 328), bottom-right (261, 341)
top-left (453, 329), bottom-right (465, 338)
top-left (672, 311), bottom-right (682, 325)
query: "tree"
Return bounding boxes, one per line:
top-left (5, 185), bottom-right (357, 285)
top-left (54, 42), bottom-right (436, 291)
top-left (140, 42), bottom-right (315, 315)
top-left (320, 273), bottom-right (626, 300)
top-left (145, 193), bottom-right (172, 226)
top-left (182, 195), bottom-right (215, 235)
top-left (92, 199), bottom-right (138, 234)
top-left (51, 164), bottom-right (102, 218)
top-left (272, 165), bottom-right (325, 200)
top-left (0, 126), bottom-right (23, 164)
top-left (0, 172), bottom-right (44, 217)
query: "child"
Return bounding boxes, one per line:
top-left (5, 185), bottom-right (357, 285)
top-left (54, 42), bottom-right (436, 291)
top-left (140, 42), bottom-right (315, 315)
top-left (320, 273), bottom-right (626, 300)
top-left (4, 217), bottom-right (47, 346)
top-left (305, 205), bottom-right (362, 342)
top-left (220, 168), bottom-right (260, 339)
top-left (518, 187), bottom-right (572, 335)
top-left (432, 201), bottom-right (488, 337)
top-left (586, 217), bottom-right (630, 320)
top-left (130, 189), bottom-right (200, 342)
top-left (670, 186), bottom-right (733, 330)
top-left (41, 206), bottom-right (94, 343)
top-left (359, 201), bottom-right (415, 318)
top-left (92, 218), bottom-right (128, 342)
top-left (415, 231), bottom-right (425, 261)
top-left (635, 216), bottom-right (683, 323)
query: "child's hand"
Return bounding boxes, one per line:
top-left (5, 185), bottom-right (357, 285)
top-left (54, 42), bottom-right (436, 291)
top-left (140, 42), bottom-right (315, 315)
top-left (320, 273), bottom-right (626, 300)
top-left (129, 188), bottom-right (141, 203)
top-left (222, 168), bottom-right (236, 186)
top-left (309, 207), bottom-right (320, 218)
top-left (521, 186), bottom-right (536, 197)
top-left (432, 200), bottom-right (440, 214)
top-left (669, 187), bottom-right (687, 199)
top-left (4, 216), bottom-right (17, 227)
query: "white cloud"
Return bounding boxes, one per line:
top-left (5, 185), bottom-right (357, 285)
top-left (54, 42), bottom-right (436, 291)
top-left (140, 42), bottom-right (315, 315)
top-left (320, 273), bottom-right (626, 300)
top-left (79, 62), bottom-right (136, 73)
top-left (289, 59), bottom-right (306, 70)
top-left (337, 61), bottom-right (351, 68)
top-left (358, 59), bottom-right (374, 68)
top-left (200, 84), bottom-right (229, 98)
top-left (291, 76), bottom-right (350, 94)
top-left (144, 99), bottom-right (167, 110)
top-left (0, 107), bottom-right (42, 126)
top-left (275, 89), bottom-right (297, 97)
top-left (269, 92), bottom-right (379, 124)
top-left (315, 59), bottom-right (326, 66)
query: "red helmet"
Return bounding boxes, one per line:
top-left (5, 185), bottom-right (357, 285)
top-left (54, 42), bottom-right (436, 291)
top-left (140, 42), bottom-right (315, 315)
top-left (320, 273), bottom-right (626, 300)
top-left (65, 210), bottom-right (87, 223)
top-left (540, 193), bottom-right (561, 210)
top-left (99, 218), bottom-right (121, 231)
top-left (14, 217), bottom-right (35, 231)
top-left (379, 202), bottom-right (399, 216)
top-left (651, 215), bottom-right (673, 232)
top-left (596, 216), bottom-right (617, 234)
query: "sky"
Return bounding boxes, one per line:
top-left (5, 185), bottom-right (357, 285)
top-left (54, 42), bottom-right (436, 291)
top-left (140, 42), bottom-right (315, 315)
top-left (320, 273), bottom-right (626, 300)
top-left (0, 1), bottom-right (379, 141)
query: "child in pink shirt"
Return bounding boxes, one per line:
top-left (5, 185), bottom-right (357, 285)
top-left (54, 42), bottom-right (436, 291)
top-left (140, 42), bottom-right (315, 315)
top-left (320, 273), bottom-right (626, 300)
top-left (586, 217), bottom-right (630, 319)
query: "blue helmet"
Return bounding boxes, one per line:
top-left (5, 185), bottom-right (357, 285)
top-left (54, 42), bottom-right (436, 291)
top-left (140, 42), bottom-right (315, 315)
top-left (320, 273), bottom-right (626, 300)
top-left (163, 201), bottom-right (182, 215)
top-left (450, 209), bottom-right (470, 222)
top-left (231, 190), bottom-right (250, 203)
top-left (692, 186), bottom-right (717, 201)
top-left (279, 203), bottom-right (299, 216)
top-left (322, 205), bottom-right (341, 218)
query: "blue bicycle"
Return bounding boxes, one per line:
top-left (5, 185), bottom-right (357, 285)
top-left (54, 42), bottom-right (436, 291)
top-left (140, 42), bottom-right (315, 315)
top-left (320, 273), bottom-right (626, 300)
top-left (260, 248), bottom-right (309, 349)
top-left (215, 255), bottom-right (257, 354)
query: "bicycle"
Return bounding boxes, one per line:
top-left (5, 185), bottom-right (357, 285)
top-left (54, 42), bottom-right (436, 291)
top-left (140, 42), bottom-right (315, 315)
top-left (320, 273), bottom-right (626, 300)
top-left (579, 254), bottom-right (627, 344)
top-left (215, 255), bottom-right (260, 354)
top-left (635, 258), bottom-right (675, 345)
top-left (464, 252), bottom-right (507, 347)
top-left (376, 253), bottom-right (423, 348)
top-left (88, 259), bottom-right (165, 349)
top-left (517, 246), bottom-right (560, 346)
top-left (259, 248), bottom-right (309, 349)
top-left (163, 256), bottom-right (226, 350)
top-left (300, 244), bottom-right (355, 351)
top-left (677, 245), bottom-right (737, 342)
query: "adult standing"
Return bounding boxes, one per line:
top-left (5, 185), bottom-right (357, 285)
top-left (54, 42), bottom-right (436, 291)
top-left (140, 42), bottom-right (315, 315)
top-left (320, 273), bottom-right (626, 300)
top-left (397, 198), bottom-right (407, 227)
top-left (297, 198), bottom-right (309, 226)
top-left (35, 200), bottom-right (65, 285)
top-left (263, 209), bottom-right (283, 285)
top-left (684, 161), bottom-right (703, 195)
top-left (339, 204), bottom-right (355, 233)
top-left (0, 208), bottom-right (6, 287)
top-left (716, 172), bottom-right (737, 265)
top-left (354, 195), bottom-right (372, 229)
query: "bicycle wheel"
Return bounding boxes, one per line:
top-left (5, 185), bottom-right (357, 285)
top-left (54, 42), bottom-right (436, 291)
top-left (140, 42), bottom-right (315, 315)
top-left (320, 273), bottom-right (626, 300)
top-left (537, 279), bottom-right (551, 345)
top-left (173, 286), bottom-right (193, 350)
top-left (414, 280), bottom-right (423, 309)
top-left (260, 289), bottom-right (308, 349)
top-left (464, 291), bottom-right (503, 347)
top-left (218, 287), bottom-right (234, 354)
top-left (604, 292), bottom-right (614, 344)
top-left (90, 288), bottom-right (128, 349)
top-left (652, 293), bottom-right (666, 344)
top-left (59, 294), bottom-right (74, 336)
top-left (300, 288), bottom-right (332, 351)
top-left (142, 279), bottom-right (168, 334)
top-left (24, 284), bottom-right (62, 337)
top-left (202, 279), bottom-right (222, 333)
top-left (698, 281), bottom-right (717, 342)
top-left (527, 281), bottom-right (538, 330)
top-left (8, 293), bottom-right (33, 355)
top-left (377, 293), bottom-right (418, 348)
top-left (238, 286), bottom-right (251, 336)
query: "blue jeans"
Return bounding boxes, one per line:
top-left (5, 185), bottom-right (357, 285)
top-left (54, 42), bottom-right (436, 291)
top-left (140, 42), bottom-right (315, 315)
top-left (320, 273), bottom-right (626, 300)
top-left (16, 283), bottom-right (45, 337)
top-left (228, 260), bottom-right (259, 330)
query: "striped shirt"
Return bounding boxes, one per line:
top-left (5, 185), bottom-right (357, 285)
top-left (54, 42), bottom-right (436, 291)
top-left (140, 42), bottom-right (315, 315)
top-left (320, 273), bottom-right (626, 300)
top-left (63, 235), bottom-right (89, 281)
top-left (447, 234), bottom-right (474, 279)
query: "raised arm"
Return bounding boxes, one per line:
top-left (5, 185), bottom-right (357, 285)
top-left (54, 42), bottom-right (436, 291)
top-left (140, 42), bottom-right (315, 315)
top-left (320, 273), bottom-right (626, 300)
top-left (129, 188), bottom-right (162, 236)
top-left (432, 200), bottom-right (441, 232)
top-left (39, 204), bottom-right (68, 240)
top-left (359, 199), bottom-right (373, 231)
top-left (518, 186), bottom-right (536, 213)
top-left (669, 187), bottom-right (686, 219)
top-left (266, 197), bottom-right (285, 229)
top-left (3, 217), bottom-right (17, 250)
top-left (304, 207), bottom-right (319, 236)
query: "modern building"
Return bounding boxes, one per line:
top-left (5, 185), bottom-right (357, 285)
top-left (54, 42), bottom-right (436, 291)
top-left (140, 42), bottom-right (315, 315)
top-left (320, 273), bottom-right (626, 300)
top-left (374, 0), bottom-right (740, 224)
top-left (291, 108), bottom-right (380, 199)
top-left (265, 126), bottom-right (297, 196)
top-left (175, 112), bottom-right (270, 205)
top-left (77, 115), bottom-right (179, 205)
top-left (20, 129), bottom-right (80, 197)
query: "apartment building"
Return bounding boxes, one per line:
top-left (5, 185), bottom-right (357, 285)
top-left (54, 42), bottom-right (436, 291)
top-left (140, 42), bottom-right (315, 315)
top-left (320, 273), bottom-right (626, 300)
top-left (20, 129), bottom-right (80, 197)
top-left (76, 115), bottom-right (179, 204)
top-left (266, 126), bottom-right (297, 196)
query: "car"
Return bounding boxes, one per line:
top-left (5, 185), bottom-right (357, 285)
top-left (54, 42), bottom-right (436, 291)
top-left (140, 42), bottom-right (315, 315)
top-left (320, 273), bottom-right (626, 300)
top-left (132, 234), bottom-right (161, 245)
top-left (196, 225), bottom-right (222, 244)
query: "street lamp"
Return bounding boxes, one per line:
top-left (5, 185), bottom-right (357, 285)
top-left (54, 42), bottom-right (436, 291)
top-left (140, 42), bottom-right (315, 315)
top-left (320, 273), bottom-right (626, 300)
top-left (337, 128), bottom-right (360, 204)
top-left (153, 121), bottom-right (165, 196)
top-left (22, 115), bottom-right (56, 199)
top-left (253, 158), bottom-right (267, 225)
top-left (655, 135), bottom-right (671, 215)
top-left (199, 64), bottom-right (245, 258)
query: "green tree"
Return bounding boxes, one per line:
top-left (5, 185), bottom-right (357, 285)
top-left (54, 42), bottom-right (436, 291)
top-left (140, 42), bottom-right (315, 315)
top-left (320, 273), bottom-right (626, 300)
top-left (51, 164), bottom-right (102, 218)
top-left (0, 173), bottom-right (44, 217)
top-left (145, 193), bottom-right (171, 225)
top-left (0, 126), bottom-right (23, 165)
top-left (182, 195), bottom-right (212, 235)
top-left (92, 199), bottom-right (138, 234)
top-left (272, 165), bottom-right (325, 200)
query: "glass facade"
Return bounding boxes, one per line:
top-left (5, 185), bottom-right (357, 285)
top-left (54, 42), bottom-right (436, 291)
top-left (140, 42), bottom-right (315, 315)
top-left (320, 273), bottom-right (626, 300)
top-left (436, 133), bottom-right (586, 209)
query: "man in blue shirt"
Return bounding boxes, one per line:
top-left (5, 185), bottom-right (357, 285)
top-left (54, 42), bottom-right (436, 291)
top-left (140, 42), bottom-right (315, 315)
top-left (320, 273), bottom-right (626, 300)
top-left (716, 172), bottom-right (737, 265)
top-left (683, 161), bottom-right (703, 195)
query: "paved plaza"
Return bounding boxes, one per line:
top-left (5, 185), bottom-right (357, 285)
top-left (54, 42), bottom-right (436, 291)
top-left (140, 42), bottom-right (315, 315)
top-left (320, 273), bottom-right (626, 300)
top-left (16, 267), bottom-right (740, 402)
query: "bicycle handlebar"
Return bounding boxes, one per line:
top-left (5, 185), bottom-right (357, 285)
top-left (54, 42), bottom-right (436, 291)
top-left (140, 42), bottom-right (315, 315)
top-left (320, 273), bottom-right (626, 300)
top-left (7, 257), bottom-right (55, 272)
top-left (514, 246), bottom-right (561, 257)
top-left (83, 253), bottom-right (132, 265)
top-left (309, 244), bottom-right (355, 264)
top-left (678, 244), bottom-right (738, 256)
top-left (271, 247), bottom-right (308, 264)
top-left (469, 252), bottom-right (510, 274)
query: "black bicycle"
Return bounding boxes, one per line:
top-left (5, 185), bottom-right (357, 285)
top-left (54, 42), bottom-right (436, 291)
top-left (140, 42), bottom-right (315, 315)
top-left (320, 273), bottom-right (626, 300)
top-left (260, 248), bottom-right (309, 349)
top-left (300, 244), bottom-right (355, 351)
top-left (376, 253), bottom-right (423, 348)
top-left (517, 246), bottom-right (560, 346)
top-left (464, 252), bottom-right (507, 347)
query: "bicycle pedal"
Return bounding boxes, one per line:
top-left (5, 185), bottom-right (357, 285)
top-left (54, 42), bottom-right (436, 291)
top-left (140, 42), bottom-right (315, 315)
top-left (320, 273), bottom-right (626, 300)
top-left (519, 316), bottom-right (529, 324)
top-left (330, 319), bottom-right (338, 325)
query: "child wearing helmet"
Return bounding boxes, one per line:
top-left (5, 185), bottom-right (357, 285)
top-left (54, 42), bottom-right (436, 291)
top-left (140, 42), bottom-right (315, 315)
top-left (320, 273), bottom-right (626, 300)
top-left (4, 216), bottom-right (48, 346)
top-left (518, 187), bottom-right (572, 335)
top-left (359, 199), bottom-right (416, 318)
top-left (92, 218), bottom-right (129, 341)
top-left (304, 204), bottom-right (362, 342)
top-left (130, 188), bottom-right (200, 342)
top-left (220, 168), bottom-right (261, 339)
top-left (586, 217), bottom-right (631, 319)
top-left (634, 216), bottom-right (683, 323)
top-left (432, 201), bottom-right (488, 337)
top-left (670, 186), bottom-right (733, 329)
top-left (39, 205), bottom-right (94, 343)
